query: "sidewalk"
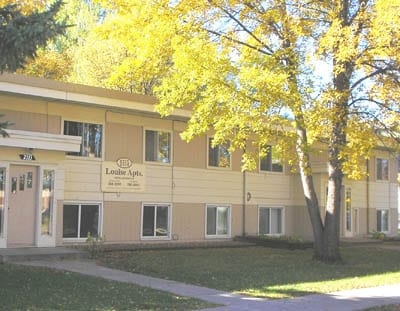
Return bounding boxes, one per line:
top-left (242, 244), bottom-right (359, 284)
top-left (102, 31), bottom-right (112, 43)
top-left (19, 259), bottom-right (400, 311)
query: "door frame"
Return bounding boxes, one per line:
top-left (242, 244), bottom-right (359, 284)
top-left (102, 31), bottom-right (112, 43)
top-left (344, 187), bottom-right (353, 237)
top-left (0, 162), bottom-right (10, 248)
top-left (36, 164), bottom-right (58, 247)
top-left (0, 162), bottom-right (58, 248)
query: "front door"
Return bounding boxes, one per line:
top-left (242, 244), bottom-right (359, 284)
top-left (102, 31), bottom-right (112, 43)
top-left (7, 165), bottom-right (37, 247)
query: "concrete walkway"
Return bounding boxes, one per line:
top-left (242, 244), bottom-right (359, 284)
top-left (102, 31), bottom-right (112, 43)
top-left (19, 259), bottom-right (400, 311)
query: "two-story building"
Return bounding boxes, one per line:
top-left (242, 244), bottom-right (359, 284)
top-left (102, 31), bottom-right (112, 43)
top-left (0, 73), bottom-right (398, 248)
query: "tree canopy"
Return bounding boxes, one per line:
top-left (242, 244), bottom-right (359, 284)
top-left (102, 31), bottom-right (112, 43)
top-left (121, 0), bottom-right (399, 261)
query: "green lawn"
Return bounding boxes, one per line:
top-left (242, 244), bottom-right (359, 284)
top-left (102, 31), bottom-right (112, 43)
top-left (0, 263), bottom-right (216, 311)
top-left (97, 245), bottom-right (400, 299)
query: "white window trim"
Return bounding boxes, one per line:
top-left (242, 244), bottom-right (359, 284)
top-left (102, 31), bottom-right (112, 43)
top-left (143, 128), bottom-right (173, 166)
top-left (62, 118), bottom-right (104, 161)
top-left (205, 204), bottom-right (231, 238)
top-left (207, 136), bottom-right (232, 170)
top-left (140, 203), bottom-right (172, 240)
top-left (258, 205), bottom-right (285, 236)
top-left (376, 158), bottom-right (389, 181)
top-left (376, 208), bottom-right (390, 233)
top-left (62, 201), bottom-right (103, 242)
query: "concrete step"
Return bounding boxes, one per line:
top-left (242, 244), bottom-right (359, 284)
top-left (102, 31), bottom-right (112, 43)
top-left (0, 247), bottom-right (89, 263)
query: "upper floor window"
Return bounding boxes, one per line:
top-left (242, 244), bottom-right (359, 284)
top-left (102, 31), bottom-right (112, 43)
top-left (145, 130), bottom-right (171, 164)
top-left (208, 138), bottom-right (231, 168)
top-left (260, 145), bottom-right (283, 172)
top-left (377, 158), bottom-right (389, 181)
top-left (64, 121), bottom-right (102, 158)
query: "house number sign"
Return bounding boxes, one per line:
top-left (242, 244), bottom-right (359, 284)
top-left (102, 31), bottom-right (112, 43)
top-left (19, 153), bottom-right (36, 161)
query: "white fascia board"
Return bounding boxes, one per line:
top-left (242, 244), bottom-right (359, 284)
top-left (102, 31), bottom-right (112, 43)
top-left (0, 129), bottom-right (81, 152)
top-left (0, 81), bottom-right (191, 119)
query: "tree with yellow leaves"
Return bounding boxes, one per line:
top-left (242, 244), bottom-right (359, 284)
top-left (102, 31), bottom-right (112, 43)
top-left (74, 0), bottom-right (400, 262)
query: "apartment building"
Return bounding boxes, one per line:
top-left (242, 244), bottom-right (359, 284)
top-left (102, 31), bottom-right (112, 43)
top-left (0, 74), bottom-right (398, 248)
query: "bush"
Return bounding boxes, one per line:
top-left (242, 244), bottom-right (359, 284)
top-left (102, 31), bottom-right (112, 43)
top-left (86, 233), bottom-right (106, 258)
top-left (235, 235), bottom-right (313, 250)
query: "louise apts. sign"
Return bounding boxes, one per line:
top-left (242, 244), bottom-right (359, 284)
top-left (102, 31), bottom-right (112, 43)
top-left (101, 158), bottom-right (145, 192)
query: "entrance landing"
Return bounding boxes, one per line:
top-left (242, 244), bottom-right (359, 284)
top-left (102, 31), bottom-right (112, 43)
top-left (0, 247), bottom-right (88, 263)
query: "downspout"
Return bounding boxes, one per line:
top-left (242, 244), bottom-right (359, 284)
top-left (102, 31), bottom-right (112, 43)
top-left (366, 159), bottom-right (370, 235)
top-left (242, 170), bottom-right (246, 236)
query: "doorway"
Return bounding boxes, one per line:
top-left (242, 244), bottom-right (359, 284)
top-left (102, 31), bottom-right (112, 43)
top-left (7, 165), bottom-right (37, 247)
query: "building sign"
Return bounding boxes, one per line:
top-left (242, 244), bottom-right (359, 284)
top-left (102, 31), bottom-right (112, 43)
top-left (101, 158), bottom-right (145, 192)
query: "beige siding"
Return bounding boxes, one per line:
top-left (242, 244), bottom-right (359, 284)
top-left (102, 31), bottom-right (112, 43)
top-left (173, 133), bottom-right (206, 169)
top-left (247, 172), bottom-right (293, 206)
top-left (0, 108), bottom-right (60, 134)
top-left (231, 204), bottom-right (243, 237)
top-left (369, 182), bottom-right (397, 209)
top-left (103, 201), bottom-right (141, 243)
top-left (172, 167), bottom-right (242, 204)
top-left (106, 111), bottom-right (173, 129)
top-left (56, 200), bottom-right (64, 246)
top-left (172, 203), bottom-right (205, 241)
top-left (105, 123), bottom-right (142, 163)
top-left (48, 102), bottom-right (105, 125)
top-left (244, 204), bottom-right (258, 235)
top-left (62, 159), bottom-right (102, 201)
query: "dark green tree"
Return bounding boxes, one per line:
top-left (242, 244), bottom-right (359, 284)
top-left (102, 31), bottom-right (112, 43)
top-left (0, 0), bottom-right (67, 73)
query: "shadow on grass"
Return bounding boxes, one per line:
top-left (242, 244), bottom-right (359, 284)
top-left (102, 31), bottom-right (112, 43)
top-left (97, 245), bottom-right (400, 299)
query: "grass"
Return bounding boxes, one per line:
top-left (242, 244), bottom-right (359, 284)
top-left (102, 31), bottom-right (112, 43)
top-left (97, 245), bottom-right (400, 299)
top-left (0, 263), bottom-right (216, 311)
top-left (365, 304), bottom-right (400, 311)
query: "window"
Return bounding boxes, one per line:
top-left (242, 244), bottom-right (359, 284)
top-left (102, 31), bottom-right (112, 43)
top-left (206, 205), bottom-right (230, 237)
top-left (260, 145), bottom-right (283, 172)
top-left (145, 130), bottom-right (171, 163)
top-left (64, 121), bottom-right (102, 158)
top-left (208, 138), bottom-right (230, 168)
top-left (259, 207), bottom-right (284, 235)
top-left (377, 209), bottom-right (389, 232)
top-left (63, 203), bottom-right (100, 239)
top-left (41, 169), bottom-right (55, 236)
top-left (142, 204), bottom-right (171, 238)
top-left (377, 158), bottom-right (389, 180)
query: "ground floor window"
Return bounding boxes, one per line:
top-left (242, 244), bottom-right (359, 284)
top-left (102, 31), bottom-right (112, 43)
top-left (63, 203), bottom-right (101, 239)
top-left (259, 207), bottom-right (284, 235)
top-left (377, 209), bottom-right (389, 233)
top-left (206, 205), bottom-right (230, 237)
top-left (142, 204), bottom-right (171, 238)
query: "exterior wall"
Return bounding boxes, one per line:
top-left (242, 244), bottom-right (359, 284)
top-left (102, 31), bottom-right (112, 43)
top-left (1, 75), bottom-right (398, 248)
top-left (103, 201), bottom-right (141, 243)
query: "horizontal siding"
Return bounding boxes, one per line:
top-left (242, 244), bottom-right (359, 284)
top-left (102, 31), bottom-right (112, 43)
top-left (369, 182), bottom-right (398, 209)
top-left (173, 167), bottom-right (242, 204)
top-left (246, 172), bottom-right (293, 205)
top-left (62, 159), bottom-right (102, 202)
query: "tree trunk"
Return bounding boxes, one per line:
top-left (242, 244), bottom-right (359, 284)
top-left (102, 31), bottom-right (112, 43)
top-left (295, 121), bottom-right (326, 259)
top-left (296, 116), bottom-right (344, 262)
